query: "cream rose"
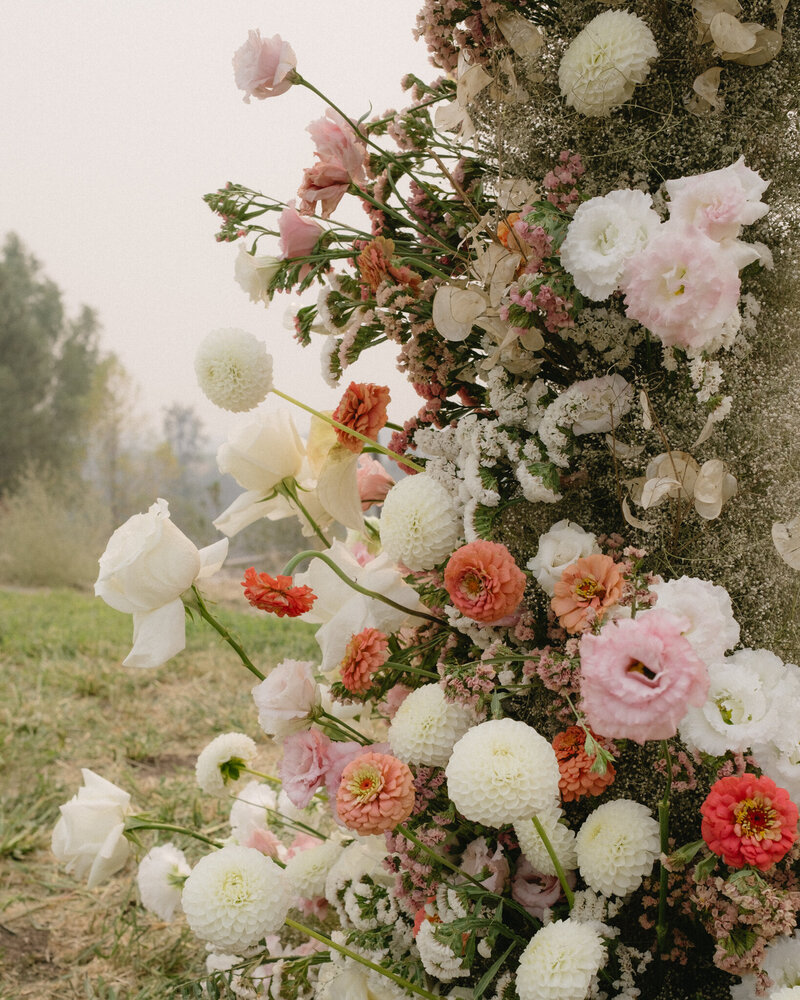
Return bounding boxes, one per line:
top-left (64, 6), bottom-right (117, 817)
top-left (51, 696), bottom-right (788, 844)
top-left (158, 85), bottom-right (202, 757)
top-left (95, 499), bottom-right (228, 668)
top-left (51, 769), bottom-right (133, 888)
top-left (527, 519), bottom-right (601, 596)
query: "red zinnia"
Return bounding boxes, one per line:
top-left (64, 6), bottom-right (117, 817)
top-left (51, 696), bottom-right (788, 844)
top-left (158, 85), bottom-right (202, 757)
top-left (444, 540), bottom-right (527, 623)
top-left (241, 568), bottom-right (316, 618)
top-left (332, 382), bottom-right (391, 454)
top-left (552, 726), bottom-right (616, 802)
top-left (701, 773), bottom-right (798, 871)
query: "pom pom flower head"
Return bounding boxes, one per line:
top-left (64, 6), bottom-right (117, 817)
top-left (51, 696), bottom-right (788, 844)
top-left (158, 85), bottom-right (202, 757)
top-left (335, 751), bottom-right (415, 835)
top-left (516, 919), bottom-right (606, 1000)
top-left (575, 799), bottom-right (660, 897)
top-left (388, 683), bottom-right (474, 767)
top-left (195, 732), bottom-right (257, 797)
top-left (380, 474), bottom-right (461, 571)
top-left (444, 540), bottom-right (527, 624)
top-left (195, 328), bottom-right (274, 412)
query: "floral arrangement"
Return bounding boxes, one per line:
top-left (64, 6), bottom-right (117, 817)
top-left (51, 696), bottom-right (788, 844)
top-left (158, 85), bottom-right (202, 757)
top-left (53, 4), bottom-right (800, 999)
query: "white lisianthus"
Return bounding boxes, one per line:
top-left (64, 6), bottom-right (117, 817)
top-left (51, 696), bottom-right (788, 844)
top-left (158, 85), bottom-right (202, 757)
top-left (388, 684), bottom-right (474, 767)
top-left (560, 189), bottom-right (661, 299)
top-left (182, 845), bottom-right (291, 951)
top-left (195, 732), bottom-right (258, 797)
top-left (558, 10), bottom-right (659, 118)
top-left (514, 807), bottom-right (578, 877)
top-left (576, 800), bottom-right (660, 898)
top-left (527, 519), bottom-right (600, 596)
top-left (234, 245), bottom-right (281, 304)
top-left (516, 919), bottom-right (606, 1000)
top-left (95, 499), bottom-right (228, 669)
top-left (136, 843), bottom-right (191, 921)
top-left (252, 659), bottom-right (320, 739)
top-left (446, 719), bottom-right (561, 827)
top-left (649, 576), bottom-right (739, 663)
top-left (195, 328), bottom-right (274, 412)
top-left (285, 839), bottom-right (344, 900)
top-left (380, 474), bottom-right (461, 571)
top-left (571, 373), bottom-right (633, 436)
top-left (51, 769), bottom-right (132, 888)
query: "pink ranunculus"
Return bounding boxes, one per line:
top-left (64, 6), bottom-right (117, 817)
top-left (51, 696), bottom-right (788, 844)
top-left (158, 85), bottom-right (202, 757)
top-left (252, 659), bottom-right (319, 740)
top-left (232, 31), bottom-right (297, 103)
top-left (279, 729), bottom-right (333, 809)
top-left (278, 202), bottom-right (324, 277)
top-left (297, 160), bottom-right (351, 219)
top-left (511, 858), bottom-right (575, 918)
top-left (444, 540), bottom-right (527, 624)
top-left (356, 455), bottom-right (395, 510)
top-left (620, 223), bottom-right (741, 351)
top-left (665, 157), bottom-right (769, 243)
top-left (579, 609), bottom-right (709, 744)
top-left (307, 109), bottom-right (367, 185)
top-left (460, 837), bottom-right (509, 894)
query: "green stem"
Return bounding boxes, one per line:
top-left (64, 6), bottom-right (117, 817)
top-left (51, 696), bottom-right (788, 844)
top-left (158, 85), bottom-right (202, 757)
top-left (318, 708), bottom-right (369, 745)
top-left (282, 550), bottom-right (447, 627)
top-left (125, 819), bottom-right (222, 850)
top-left (241, 766), bottom-right (281, 786)
top-left (276, 480), bottom-right (331, 547)
top-left (272, 388), bottom-right (424, 473)
top-left (656, 740), bottom-right (673, 954)
top-left (285, 916), bottom-right (440, 1000)
top-left (383, 660), bottom-right (439, 680)
top-left (191, 587), bottom-right (265, 681)
top-left (531, 815), bottom-right (574, 909)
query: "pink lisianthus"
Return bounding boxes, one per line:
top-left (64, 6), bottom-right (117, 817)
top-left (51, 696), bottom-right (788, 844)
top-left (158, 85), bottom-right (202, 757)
top-left (665, 158), bottom-right (769, 242)
top-left (460, 837), bottom-right (509, 894)
top-left (279, 729), bottom-right (333, 808)
top-left (252, 659), bottom-right (319, 739)
top-left (357, 455), bottom-right (395, 509)
top-left (511, 858), bottom-right (575, 919)
top-left (578, 609), bottom-right (709, 744)
top-left (278, 202), bottom-right (323, 279)
top-left (232, 31), bottom-right (297, 103)
top-left (297, 160), bottom-right (352, 219)
top-left (444, 540), bottom-right (527, 624)
top-left (336, 751), bottom-right (415, 835)
top-left (307, 109), bottom-right (367, 185)
top-left (620, 223), bottom-right (741, 351)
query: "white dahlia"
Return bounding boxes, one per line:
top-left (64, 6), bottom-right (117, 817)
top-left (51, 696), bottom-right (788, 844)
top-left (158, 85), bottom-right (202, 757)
top-left (771, 989), bottom-right (800, 1000)
top-left (576, 799), bottom-right (660, 898)
top-left (379, 474), bottom-right (461, 571)
top-left (559, 10), bottom-right (659, 118)
top-left (285, 839), bottom-right (344, 900)
top-left (446, 719), bottom-right (561, 827)
top-left (136, 843), bottom-right (190, 922)
top-left (388, 684), bottom-right (473, 767)
top-left (195, 328), bottom-right (274, 412)
top-left (516, 919), bottom-right (606, 1000)
top-left (195, 732), bottom-right (258, 797)
top-left (514, 806), bottom-right (578, 877)
top-left (560, 189), bottom-right (661, 300)
top-left (181, 845), bottom-right (290, 951)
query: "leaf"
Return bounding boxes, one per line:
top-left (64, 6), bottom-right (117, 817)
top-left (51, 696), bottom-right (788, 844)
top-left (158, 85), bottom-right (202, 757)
top-left (474, 941), bottom-right (517, 999)
top-left (693, 853), bottom-right (718, 881)
top-left (773, 515), bottom-right (800, 570)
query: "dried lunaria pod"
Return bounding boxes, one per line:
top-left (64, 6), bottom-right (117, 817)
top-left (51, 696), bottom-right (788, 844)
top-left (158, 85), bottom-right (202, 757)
top-left (495, 13), bottom-right (544, 58)
top-left (432, 285), bottom-right (489, 342)
top-left (773, 516), bottom-right (800, 570)
top-left (686, 67), bottom-right (724, 115)
top-left (693, 0), bottom-right (783, 64)
top-left (626, 451), bottom-right (737, 529)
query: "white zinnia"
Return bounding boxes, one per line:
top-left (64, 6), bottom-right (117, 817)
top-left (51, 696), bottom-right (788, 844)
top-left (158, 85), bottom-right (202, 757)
top-left (195, 732), bottom-right (258, 797)
top-left (560, 189), bottom-right (661, 300)
top-left (195, 328), bottom-right (274, 412)
top-left (558, 10), bottom-right (659, 118)
top-left (285, 839), bottom-right (344, 900)
top-left (576, 800), bottom-right (660, 898)
top-left (527, 519), bottom-right (600, 596)
top-left (446, 719), bottom-right (561, 827)
top-left (515, 807), bottom-right (578, 877)
top-left (380, 474), bottom-right (461, 571)
top-left (234, 245), bottom-right (281, 304)
top-left (182, 845), bottom-right (291, 951)
top-left (136, 843), bottom-right (190, 921)
top-left (516, 919), bottom-right (606, 1000)
top-left (388, 684), bottom-right (473, 767)
top-left (649, 576), bottom-right (739, 663)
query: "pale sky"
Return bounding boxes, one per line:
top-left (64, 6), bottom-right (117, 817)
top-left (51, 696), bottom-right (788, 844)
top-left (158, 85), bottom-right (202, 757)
top-left (0, 2), bottom-right (434, 444)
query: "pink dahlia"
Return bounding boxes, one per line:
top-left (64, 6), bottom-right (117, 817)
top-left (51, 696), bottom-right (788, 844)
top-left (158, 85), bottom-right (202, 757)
top-left (336, 751), bottom-right (415, 835)
top-left (444, 540), bottom-right (527, 624)
top-left (551, 553), bottom-right (623, 634)
top-left (579, 609), bottom-right (709, 744)
top-left (701, 773), bottom-right (798, 871)
top-left (339, 627), bottom-right (390, 695)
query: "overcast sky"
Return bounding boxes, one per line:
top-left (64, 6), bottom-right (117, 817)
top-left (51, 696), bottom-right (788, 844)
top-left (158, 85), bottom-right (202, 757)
top-left (0, 2), bottom-right (434, 444)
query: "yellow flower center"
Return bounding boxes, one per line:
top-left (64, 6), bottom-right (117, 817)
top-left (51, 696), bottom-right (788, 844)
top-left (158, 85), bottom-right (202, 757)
top-left (461, 571), bottom-right (485, 598)
top-left (733, 795), bottom-right (781, 841)
top-left (575, 576), bottom-right (604, 602)
top-left (627, 660), bottom-right (657, 681)
top-left (346, 763), bottom-right (384, 803)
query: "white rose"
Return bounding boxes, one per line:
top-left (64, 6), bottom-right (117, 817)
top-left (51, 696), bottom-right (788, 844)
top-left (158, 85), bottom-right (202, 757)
top-left (95, 499), bottom-right (228, 668)
top-left (234, 245), bottom-right (281, 304)
top-left (571, 373), bottom-right (633, 436)
top-left (51, 769), bottom-right (132, 888)
top-left (217, 410), bottom-right (305, 493)
top-left (527, 519), bottom-right (601, 596)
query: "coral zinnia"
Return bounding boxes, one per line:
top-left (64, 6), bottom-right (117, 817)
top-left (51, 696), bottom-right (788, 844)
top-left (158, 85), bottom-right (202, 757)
top-left (332, 382), bottom-right (391, 454)
top-left (551, 553), bottom-right (623, 633)
top-left (701, 773), bottom-right (798, 871)
top-left (336, 751), bottom-right (415, 835)
top-left (444, 540), bottom-right (527, 623)
top-left (339, 627), bottom-right (389, 695)
top-left (242, 568), bottom-right (316, 617)
top-left (552, 726), bottom-right (616, 802)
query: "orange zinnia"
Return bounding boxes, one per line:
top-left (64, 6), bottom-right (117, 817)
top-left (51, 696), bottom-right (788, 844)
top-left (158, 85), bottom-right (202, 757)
top-left (551, 553), bottom-right (623, 633)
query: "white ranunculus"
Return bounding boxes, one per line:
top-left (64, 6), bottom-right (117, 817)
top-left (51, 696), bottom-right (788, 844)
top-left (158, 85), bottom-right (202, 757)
top-left (527, 519), bottom-right (600, 596)
top-left (216, 410), bottom-right (305, 493)
top-left (95, 499), bottom-right (228, 669)
top-left (571, 373), bottom-right (633, 435)
top-left (52, 769), bottom-right (133, 888)
top-left (234, 246), bottom-right (281, 304)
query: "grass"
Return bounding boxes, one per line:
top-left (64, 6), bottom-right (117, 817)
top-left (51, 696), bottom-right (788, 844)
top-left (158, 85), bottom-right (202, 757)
top-left (0, 583), bottom-right (318, 999)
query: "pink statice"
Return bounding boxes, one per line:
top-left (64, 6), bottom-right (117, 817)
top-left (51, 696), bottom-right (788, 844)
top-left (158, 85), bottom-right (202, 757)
top-left (665, 157), bottom-right (769, 242)
top-left (384, 825), bottom-right (448, 911)
top-left (279, 729), bottom-right (332, 809)
top-left (232, 31), bottom-right (296, 103)
top-left (543, 151), bottom-right (585, 209)
top-left (620, 223), bottom-right (741, 351)
top-left (579, 609), bottom-right (709, 743)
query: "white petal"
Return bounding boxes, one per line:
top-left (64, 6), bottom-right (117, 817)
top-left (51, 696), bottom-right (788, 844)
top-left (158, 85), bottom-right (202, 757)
top-left (197, 538), bottom-right (229, 579)
top-left (124, 601), bottom-right (187, 669)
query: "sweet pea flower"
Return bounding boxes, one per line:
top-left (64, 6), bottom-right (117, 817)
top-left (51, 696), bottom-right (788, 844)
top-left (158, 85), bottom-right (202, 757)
top-left (356, 455), bottom-right (394, 509)
top-left (279, 729), bottom-right (333, 808)
top-left (95, 499), bottom-right (228, 669)
top-left (233, 30), bottom-right (297, 103)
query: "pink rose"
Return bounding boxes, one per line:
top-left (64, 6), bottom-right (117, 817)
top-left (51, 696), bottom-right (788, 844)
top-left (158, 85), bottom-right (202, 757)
top-left (460, 837), bottom-right (509, 894)
top-left (666, 157), bottom-right (769, 242)
top-left (512, 858), bottom-right (573, 918)
top-left (233, 31), bottom-right (297, 103)
top-left (307, 109), bottom-right (367, 183)
top-left (252, 659), bottom-right (319, 739)
top-left (357, 455), bottom-right (395, 510)
top-left (280, 729), bottom-right (333, 808)
top-left (297, 161), bottom-right (351, 219)
top-left (278, 202), bottom-right (323, 279)
top-left (579, 609), bottom-right (709, 744)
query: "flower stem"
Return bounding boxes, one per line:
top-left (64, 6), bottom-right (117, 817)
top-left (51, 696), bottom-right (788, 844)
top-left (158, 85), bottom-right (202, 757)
top-left (656, 740), bottom-right (673, 954)
top-left (383, 660), bottom-right (439, 680)
top-left (285, 916), bottom-right (440, 1000)
top-left (272, 388), bottom-right (424, 473)
top-left (275, 479), bottom-right (331, 547)
top-left (317, 708), bottom-right (370, 745)
top-left (531, 815), bottom-right (574, 909)
top-left (282, 550), bottom-right (447, 627)
top-left (125, 819), bottom-right (222, 850)
top-left (190, 587), bottom-right (265, 681)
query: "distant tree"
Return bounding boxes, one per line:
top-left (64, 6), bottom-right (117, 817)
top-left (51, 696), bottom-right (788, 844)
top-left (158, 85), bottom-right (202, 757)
top-left (163, 403), bottom-right (206, 468)
top-left (0, 233), bottom-right (100, 494)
